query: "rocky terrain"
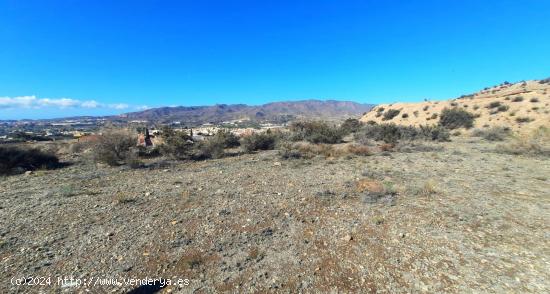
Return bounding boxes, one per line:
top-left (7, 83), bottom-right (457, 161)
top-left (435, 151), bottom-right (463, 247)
top-left (1, 136), bottom-right (549, 293)
top-left (361, 79), bottom-right (550, 133)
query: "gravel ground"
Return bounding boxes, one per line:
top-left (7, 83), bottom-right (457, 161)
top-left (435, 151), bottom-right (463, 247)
top-left (1, 138), bottom-right (549, 293)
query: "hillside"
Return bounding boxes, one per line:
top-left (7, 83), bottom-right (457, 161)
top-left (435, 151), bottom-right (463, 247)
top-left (361, 79), bottom-right (550, 132)
top-left (119, 100), bottom-right (374, 125)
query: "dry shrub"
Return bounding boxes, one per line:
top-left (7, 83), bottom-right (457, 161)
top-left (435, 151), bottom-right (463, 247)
top-left (279, 142), bottom-right (351, 159)
top-left (355, 179), bottom-right (385, 194)
top-left (379, 143), bottom-right (395, 152)
top-left (93, 129), bottom-right (136, 166)
top-left (345, 144), bottom-right (372, 156)
top-left (414, 180), bottom-right (437, 196)
top-left (496, 127), bottom-right (550, 156)
top-left (471, 127), bottom-right (511, 141)
top-left (241, 131), bottom-right (277, 152)
top-left (289, 120), bottom-right (344, 144)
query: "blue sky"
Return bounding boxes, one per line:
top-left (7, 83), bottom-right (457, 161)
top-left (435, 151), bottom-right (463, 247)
top-left (1, 0), bottom-right (549, 119)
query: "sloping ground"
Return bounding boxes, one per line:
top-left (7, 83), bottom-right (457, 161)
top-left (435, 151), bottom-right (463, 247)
top-left (1, 138), bottom-right (549, 293)
top-left (361, 80), bottom-right (550, 133)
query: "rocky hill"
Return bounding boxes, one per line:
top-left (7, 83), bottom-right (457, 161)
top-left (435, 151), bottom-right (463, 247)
top-left (118, 100), bottom-right (373, 125)
top-left (361, 79), bottom-right (550, 132)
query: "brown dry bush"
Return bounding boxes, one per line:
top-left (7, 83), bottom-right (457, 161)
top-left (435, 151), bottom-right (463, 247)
top-left (93, 129), bottom-right (137, 166)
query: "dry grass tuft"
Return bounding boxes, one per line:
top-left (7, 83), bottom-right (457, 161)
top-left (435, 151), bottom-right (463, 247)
top-left (496, 127), bottom-right (550, 156)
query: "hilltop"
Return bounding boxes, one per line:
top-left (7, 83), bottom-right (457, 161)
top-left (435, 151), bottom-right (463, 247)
top-left (361, 79), bottom-right (550, 133)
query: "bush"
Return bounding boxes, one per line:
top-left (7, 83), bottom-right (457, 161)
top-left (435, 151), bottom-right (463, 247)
top-left (354, 123), bottom-right (449, 144)
top-left (486, 101), bottom-right (502, 108)
top-left (242, 132), bottom-right (277, 152)
top-left (515, 117), bottom-right (532, 123)
top-left (382, 109), bottom-right (400, 120)
top-left (512, 96), bottom-right (524, 102)
top-left (471, 127), bottom-right (510, 141)
top-left (401, 113), bottom-right (409, 118)
top-left (192, 138), bottom-right (225, 159)
top-left (340, 118), bottom-right (363, 134)
top-left (159, 127), bottom-right (194, 160)
top-left (93, 129), bottom-right (136, 166)
top-left (211, 130), bottom-right (240, 148)
top-left (439, 108), bottom-right (475, 129)
top-left (497, 105), bottom-right (509, 112)
top-left (0, 146), bottom-right (60, 175)
top-left (530, 97), bottom-right (539, 103)
top-left (289, 121), bottom-right (343, 144)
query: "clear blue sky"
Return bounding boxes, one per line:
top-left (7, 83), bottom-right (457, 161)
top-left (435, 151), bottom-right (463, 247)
top-left (1, 0), bottom-right (549, 119)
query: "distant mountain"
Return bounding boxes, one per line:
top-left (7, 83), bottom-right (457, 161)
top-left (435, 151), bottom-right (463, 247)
top-left (117, 100), bottom-right (374, 125)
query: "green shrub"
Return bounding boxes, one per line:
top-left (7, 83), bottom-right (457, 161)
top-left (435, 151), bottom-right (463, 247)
top-left (242, 132), bottom-right (277, 152)
top-left (289, 121), bottom-right (343, 144)
top-left (439, 108), bottom-right (475, 129)
top-left (401, 113), bottom-right (409, 118)
top-left (0, 146), bottom-right (60, 175)
top-left (382, 109), bottom-right (400, 120)
top-left (93, 129), bottom-right (136, 166)
top-left (340, 118), bottom-right (363, 134)
top-left (530, 97), bottom-right (539, 103)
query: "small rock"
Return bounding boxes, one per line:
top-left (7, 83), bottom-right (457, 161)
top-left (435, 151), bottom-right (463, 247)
top-left (273, 162), bottom-right (281, 166)
top-left (24, 170), bottom-right (33, 176)
top-left (342, 235), bottom-right (353, 242)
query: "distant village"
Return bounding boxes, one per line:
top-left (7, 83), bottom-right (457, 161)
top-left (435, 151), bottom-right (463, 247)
top-left (0, 117), bottom-right (285, 144)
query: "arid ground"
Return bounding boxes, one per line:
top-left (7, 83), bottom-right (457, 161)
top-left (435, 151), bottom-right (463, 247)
top-left (1, 137), bottom-right (549, 293)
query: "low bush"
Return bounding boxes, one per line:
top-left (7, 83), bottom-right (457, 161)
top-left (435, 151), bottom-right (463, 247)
top-left (512, 96), bottom-right (524, 102)
top-left (471, 127), bottom-right (511, 141)
top-left (530, 97), bottom-right (539, 103)
top-left (93, 129), bottom-right (136, 166)
top-left (354, 123), bottom-right (450, 144)
top-left (242, 132), bottom-right (277, 152)
top-left (0, 146), bottom-right (60, 175)
top-left (515, 117), bottom-right (532, 123)
top-left (289, 121), bottom-right (343, 144)
top-left (486, 101), bottom-right (502, 108)
top-left (382, 109), bottom-right (400, 120)
top-left (439, 108), bottom-right (475, 129)
top-left (401, 113), bottom-right (409, 118)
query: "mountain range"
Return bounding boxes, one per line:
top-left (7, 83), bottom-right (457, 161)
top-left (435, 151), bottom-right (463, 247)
top-left (116, 100), bottom-right (374, 125)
